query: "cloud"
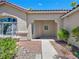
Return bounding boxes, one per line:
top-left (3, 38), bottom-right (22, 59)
top-left (38, 3), bottom-right (43, 6)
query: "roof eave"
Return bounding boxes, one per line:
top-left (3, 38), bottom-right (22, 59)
top-left (61, 7), bottom-right (79, 19)
top-left (0, 1), bottom-right (29, 13)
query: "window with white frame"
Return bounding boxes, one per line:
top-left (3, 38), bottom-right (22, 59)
top-left (44, 25), bottom-right (48, 30)
top-left (0, 17), bottom-right (17, 35)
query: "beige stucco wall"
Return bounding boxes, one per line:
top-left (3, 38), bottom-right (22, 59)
top-left (63, 10), bottom-right (79, 48)
top-left (63, 11), bottom-right (79, 31)
top-left (28, 13), bottom-right (64, 22)
top-left (0, 5), bottom-right (27, 39)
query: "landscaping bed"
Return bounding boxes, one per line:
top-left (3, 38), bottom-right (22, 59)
top-left (56, 27), bottom-right (79, 59)
top-left (55, 40), bottom-right (79, 58)
top-left (50, 41), bottom-right (77, 59)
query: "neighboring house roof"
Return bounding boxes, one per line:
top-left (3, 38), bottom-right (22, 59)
top-left (0, 1), bottom-right (28, 13)
top-left (61, 5), bottom-right (79, 19)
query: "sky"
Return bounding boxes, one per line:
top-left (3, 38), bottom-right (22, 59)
top-left (7, 0), bottom-right (79, 10)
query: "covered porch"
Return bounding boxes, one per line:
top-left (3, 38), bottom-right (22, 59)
top-left (32, 20), bottom-right (57, 39)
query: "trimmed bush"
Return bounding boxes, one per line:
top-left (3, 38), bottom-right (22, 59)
top-left (0, 37), bottom-right (16, 59)
top-left (57, 28), bottom-right (70, 41)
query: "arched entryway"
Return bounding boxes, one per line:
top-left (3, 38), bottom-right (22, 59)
top-left (0, 16), bottom-right (17, 36)
top-left (32, 20), bottom-right (57, 39)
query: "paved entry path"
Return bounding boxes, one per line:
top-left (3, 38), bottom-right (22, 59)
top-left (42, 40), bottom-right (58, 59)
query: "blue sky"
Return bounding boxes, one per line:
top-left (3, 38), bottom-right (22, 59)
top-left (8, 0), bottom-right (79, 10)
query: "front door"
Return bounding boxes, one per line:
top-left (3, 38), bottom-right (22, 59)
top-left (43, 24), bottom-right (49, 36)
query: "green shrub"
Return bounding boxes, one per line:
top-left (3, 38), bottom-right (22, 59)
top-left (0, 37), bottom-right (16, 59)
top-left (72, 26), bottom-right (79, 41)
top-left (72, 26), bottom-right (79, 37)
top-left (57, 28), bottom-right (70, 41)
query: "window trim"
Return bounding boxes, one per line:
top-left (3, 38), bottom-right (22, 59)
top-left (0, 17), bottom-right (17, 36)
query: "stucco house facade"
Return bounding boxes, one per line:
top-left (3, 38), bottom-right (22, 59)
top-left (0, 1), bottom-right (79, 44)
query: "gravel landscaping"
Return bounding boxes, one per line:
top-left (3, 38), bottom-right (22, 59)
top-left (14, 40), bottom-right (42, 59)
top-left (50, 41), bottom-right (78, 59)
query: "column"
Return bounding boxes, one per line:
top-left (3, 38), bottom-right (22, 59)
top-left (55, 19), bottom-right (63, 31)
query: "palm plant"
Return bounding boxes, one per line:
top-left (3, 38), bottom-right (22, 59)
top-left (72, 26), bottom-right (79, 41)
top-left (57, 28), bottom-right (70, 42)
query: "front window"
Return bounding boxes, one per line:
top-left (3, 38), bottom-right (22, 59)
top-left (0, 17), bottom-right (17, 35)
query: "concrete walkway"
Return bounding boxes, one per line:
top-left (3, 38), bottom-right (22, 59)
top-left (42, 40), bottom-right (58, 59)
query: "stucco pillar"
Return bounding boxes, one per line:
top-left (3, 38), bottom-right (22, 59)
top-left (32, 22), bottom-right (36, 39)
top-left (55, 19), bottom-right (63, 31)
top-left (27, 20), bottom-right (35, 40)
top-left (55, 19), bottom-right (61, 30)
top-left (27, 23), bottom-right (32, 40)
top-left (55, 19), bottom-right (63, 40)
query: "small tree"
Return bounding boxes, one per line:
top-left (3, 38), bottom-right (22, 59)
top-left (72, 26), bottom-right (79, 41)
top-left (27, 8), bottom-right (32, 11)
top-left (0, 38), bottom-right (16, 59)
top-left (70, 2), bottom-right (77, 8)
top-left (57, 28), bottom-right (70, 42)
